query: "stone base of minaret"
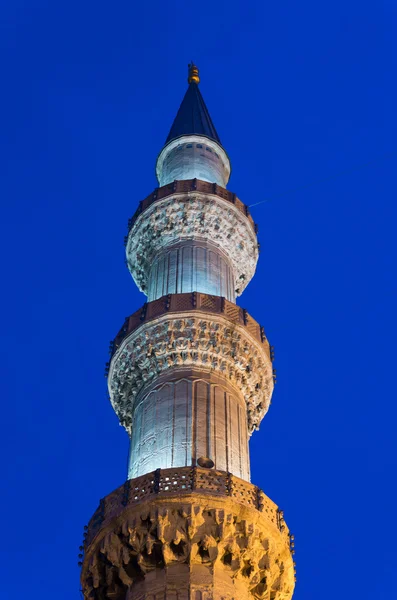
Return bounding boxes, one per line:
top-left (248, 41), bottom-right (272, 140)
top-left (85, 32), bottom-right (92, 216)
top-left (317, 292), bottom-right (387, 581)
top-left (81, 468), bottom-right (295, 600)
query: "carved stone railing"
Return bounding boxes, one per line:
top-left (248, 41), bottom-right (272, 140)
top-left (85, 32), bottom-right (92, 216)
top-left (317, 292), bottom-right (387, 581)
top-left (85, 467), bottom-right (288, 548)
top-left (126, 178), bottom-right (257, 237)
top-left (108, 292), bottom-right (271, 363)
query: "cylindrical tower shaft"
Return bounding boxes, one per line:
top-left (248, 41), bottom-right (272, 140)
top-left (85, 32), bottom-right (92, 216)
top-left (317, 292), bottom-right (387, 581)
top-left (127, 369), bottom-right (250, 480)
top-left (146, 240), bottom-right (236, 302)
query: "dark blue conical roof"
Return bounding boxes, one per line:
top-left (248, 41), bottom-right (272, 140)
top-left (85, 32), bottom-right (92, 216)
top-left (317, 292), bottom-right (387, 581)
top-left (165, 80), bottom-right (221, 145)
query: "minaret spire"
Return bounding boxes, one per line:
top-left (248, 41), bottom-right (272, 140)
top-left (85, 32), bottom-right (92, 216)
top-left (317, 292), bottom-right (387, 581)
top-left (80, 67), bottom-right (296, 600)
top-left (164, 63), bottom-right (221, 146)
top-left (156, 65), bottom-right (230, 187)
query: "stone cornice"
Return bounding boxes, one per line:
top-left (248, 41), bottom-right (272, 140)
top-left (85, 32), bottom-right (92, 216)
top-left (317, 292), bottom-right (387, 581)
top-left (126, 191), bottom-right (259, 296)
top-left (108, 307), bottom-right (273, 434)
top-left (81, 469), bottom-right (294, 600)
top-left (127, 178), bottom-right (256, 233)
top-left (84, 467), bottom-right (289, 547)
top-left (109, 293), bottom-right (271, 359)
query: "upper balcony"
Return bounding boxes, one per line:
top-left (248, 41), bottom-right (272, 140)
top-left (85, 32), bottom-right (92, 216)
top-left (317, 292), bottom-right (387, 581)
top-left (125, 179), bottom-right (259, 298)
top-left (126, 178), bottom-right (257, 235)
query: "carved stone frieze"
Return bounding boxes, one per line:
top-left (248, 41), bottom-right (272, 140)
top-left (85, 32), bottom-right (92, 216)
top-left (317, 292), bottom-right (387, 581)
top-left (81, 494), bottom-right (294, 600)
top-left (126, 193), bottom-right (259, 296)
top-left (108, 314), bottom-right (273, 435)
top-left (128, 178), bottom-right (256, 232)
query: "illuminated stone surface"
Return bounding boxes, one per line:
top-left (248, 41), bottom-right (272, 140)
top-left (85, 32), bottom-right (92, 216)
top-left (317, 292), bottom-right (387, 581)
top-left (108, 301), bottom-right (274, 445)
top-left (147, 242), bottom-right (236, 302)
top-left (81, 468), bottom-right (294, 600)
top-left (156, 135), bottom-right (231, 188)
top-left (126, 192), bottom-right (258, 297)
top-left (126, 373), bottom-right (251, 480)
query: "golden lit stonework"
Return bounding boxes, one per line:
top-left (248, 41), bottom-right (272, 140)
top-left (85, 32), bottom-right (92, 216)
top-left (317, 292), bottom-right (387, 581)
top-left (82, 468), bottom-right (294, 600)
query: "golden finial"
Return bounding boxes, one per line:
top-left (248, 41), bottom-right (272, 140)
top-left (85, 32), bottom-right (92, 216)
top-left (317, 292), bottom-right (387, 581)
top-left (188, 62), bottom-right (200, 84)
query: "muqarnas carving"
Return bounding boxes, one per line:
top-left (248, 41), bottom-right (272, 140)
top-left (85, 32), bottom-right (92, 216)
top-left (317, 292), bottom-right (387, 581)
top-left (126, 194), bottom-right (258, 296)
top-left (83, 502), bottom-right (294, 600)
top-left (109, 315), bottom-right (273, 435)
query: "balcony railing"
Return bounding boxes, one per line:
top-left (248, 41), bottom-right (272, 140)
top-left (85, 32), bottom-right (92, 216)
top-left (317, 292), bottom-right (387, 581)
top-left (126, 178), bottom-right (258, 239)
top-left (107, 292), bottom-right (271, 365)
top-left (85, 466), bottom-right (288, 547)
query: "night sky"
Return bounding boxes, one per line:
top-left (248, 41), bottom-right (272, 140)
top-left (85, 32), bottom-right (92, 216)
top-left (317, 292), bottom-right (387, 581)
top-left (1, 2), bottom-right (396, 599)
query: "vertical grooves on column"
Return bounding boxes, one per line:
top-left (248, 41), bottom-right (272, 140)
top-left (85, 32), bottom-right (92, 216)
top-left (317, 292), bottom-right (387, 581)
top-left (130, 407), bottom-right (137, 478)
top-left (186, 379), bottom-right (192, 466)
top-left (155, 257), bottom-right (159, 298)
top-left (222, 259), bottom-right (227, 299)
top-left (171, 383), bottom-right (176, 467)
top-left (169, 250), bottom-right (175, 294)
top-left (190, 246), bottom-right (194, 292)
top-left (128, 379), bottom-right (250, 479)
top-left (243, 413), bottom-right (247, 481)
top-left (192, 381), bottom-right (197, 465)
top-left (224, 390), bottom-right (229, 473)
top-left (167, 385), bottom-right (172, 468)
top-left (227, 259), bottom-right (230, 299)
top-left (151, 260), bottom-right (157, 300)
top-left (180, 247), bottom-right (184, 293)
top-left (237, 404), bottom-right (242, 477)
top-left (147, 245), bottom-right (236, 301)
top-left (154, 389), bottom-right (159, 473)
top-left (174, 249), bottom-right (179, 296)
top-left (215, 254), bottom-right (218, 295)
top-left (228, 394), bottom-right (232, 473)
top-left (158, 256), bottom-right (163, 299)
top-left (219, 259), bottom-right (224, 298)
top-left (142, 399), bottom-right (147, 479)
top-left (212, 386), bottom-right (216, 467)
top-left (177, 248), bottom-right (182, 293)
top-left (193, 245), bottom-right (197, 292)
top-left (205, 247), bottom-right (208, 294)
top-left (206, 381), bottom-right (211, 459)
top-left (165, 254), bottom-right (169, 296)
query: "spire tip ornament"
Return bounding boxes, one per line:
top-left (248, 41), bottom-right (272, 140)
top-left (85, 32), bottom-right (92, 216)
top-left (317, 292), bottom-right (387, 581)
top-left (188, 62), bottom-right (200, 84)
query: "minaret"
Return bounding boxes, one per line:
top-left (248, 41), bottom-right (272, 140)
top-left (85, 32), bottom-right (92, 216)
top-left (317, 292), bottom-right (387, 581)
top-left (81, 64), bottom-right (295, 600)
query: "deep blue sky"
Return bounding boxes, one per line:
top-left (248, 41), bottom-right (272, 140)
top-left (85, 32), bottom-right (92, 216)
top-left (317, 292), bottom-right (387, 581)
top-left (1, 2), bottom-right (396, 598)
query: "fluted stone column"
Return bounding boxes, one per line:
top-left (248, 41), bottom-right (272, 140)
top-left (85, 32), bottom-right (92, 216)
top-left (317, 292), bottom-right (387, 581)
top-left (127, 370), bottom-right (250, 480)
top-left (147, 241), bottom-right (236, 302)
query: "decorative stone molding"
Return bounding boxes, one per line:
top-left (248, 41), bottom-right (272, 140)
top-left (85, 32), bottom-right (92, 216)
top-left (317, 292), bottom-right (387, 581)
top-left (85, 467), bottom-right (287, 547)
top-left (126, 192), bottom-right (259, 296)
top-left (81, 487), bottom-right (294, 600)
top-left (127, 178), bottom-right (256, 233)
top-left (109, 293), bottom-right (271, 359)
top-left (108, 312), bottom-right (273, 435)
